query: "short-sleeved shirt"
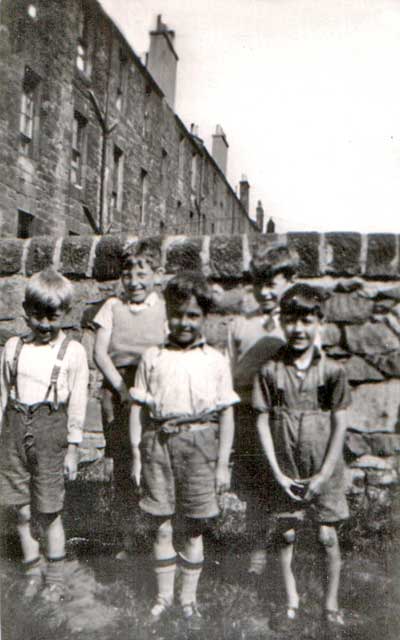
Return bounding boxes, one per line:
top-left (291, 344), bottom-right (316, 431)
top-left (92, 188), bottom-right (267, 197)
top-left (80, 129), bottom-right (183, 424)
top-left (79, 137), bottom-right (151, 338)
top-left (252, 346), bottom-right (351, 522)
top-left (135, 339), bottom-right (240, 419)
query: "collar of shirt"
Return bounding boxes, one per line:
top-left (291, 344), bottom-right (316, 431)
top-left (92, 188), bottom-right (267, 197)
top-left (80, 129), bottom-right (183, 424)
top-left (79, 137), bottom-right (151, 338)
top-left (121, 290), bottom-right (159, 314)
top-left (281, 344), bottom-right (322, 367)
top-left (164, 335), bottom-right (207, 352)
top-left (23, 329), bottom-right (66, 348)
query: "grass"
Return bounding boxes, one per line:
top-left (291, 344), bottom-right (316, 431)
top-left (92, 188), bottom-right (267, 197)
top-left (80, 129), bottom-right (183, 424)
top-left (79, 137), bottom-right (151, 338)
top-left (1, 483), bottom-right (400, 640)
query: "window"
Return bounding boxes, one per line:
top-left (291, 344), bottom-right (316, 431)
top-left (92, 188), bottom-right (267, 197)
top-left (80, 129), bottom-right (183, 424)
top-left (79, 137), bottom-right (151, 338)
top-left (110, 145), bottom-right (123, 214)
top-left (143, 85), bottom-right (151, 137)
top-left (19, 67), bottom-right (40, 157)
top-left (71, 111), bottom-right (87, 186)
top-left (17, 210), bottom-right (34, 238)
top-left (140, 169), bottom-right (148, 223)
top-left (213, 173), bottom-right (217, 205)
top-left (116, 49), bottom-right (128, 111)
top-left (191, 153), bottom-right (198, 192)
top-left (161, 148), bottom-right (168, 185)
top-left (76, 7), bottom-right (91, 75)
top-left (178, 137), bottom-right (185, 179)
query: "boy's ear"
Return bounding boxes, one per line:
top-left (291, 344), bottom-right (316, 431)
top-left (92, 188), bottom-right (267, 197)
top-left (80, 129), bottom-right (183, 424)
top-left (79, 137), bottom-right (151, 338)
top-left (154, 267), bottom-right (165, 286)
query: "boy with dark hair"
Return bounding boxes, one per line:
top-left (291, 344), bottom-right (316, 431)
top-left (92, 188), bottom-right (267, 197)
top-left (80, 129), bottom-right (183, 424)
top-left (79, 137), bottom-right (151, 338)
top-left (93, 239), bottom-right (167, 557)
top-left (253, 283), bottom-right (350, 631)
top-left (129, 271), bottom-right (239, 625)
top-left (0, 268), bottom-right (89, 602)
top-left (227, 243), bottom-right (299, 578)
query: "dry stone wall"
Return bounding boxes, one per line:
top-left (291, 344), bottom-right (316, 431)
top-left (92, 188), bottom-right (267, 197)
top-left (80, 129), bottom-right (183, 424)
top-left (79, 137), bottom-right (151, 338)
top-left (1, 232), bottom-right (400, 518)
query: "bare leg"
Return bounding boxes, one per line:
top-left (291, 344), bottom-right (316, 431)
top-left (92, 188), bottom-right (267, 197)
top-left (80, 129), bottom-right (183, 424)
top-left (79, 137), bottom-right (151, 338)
top-left (45, 514), bottom-right (65, 559)
top-left (16, 504), bottom-right (40, 563)
top-left (152, 518), bottom-right (176, 616)
top-left (319, 525), bottom-right (341, 612)
top-left (279, 528), bottom-right (299, 610)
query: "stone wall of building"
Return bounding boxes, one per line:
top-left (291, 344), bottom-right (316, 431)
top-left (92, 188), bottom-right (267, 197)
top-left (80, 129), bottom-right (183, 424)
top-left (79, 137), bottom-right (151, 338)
top-left (0, 0), bottom-right (258, 239)
top-left (0, 232), bottom-right (400, 518)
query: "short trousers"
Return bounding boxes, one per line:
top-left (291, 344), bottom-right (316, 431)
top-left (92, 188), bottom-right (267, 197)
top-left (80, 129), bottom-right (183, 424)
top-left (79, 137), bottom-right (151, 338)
top-left (139, 423), bottom-right (220, 519)
top-left (0, 401), bottom-right (68, 514)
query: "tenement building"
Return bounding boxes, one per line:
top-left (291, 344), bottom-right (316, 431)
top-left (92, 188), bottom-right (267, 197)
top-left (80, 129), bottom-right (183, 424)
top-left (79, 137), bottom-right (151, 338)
top-left (0, 0), bottom-right (260, 238)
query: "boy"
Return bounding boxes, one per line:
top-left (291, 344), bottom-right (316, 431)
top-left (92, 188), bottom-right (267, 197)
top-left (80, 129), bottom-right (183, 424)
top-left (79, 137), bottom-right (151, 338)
top-left (0, 268), bottom-right (89, 602)
top-left (129, 272), bottom-right (239, 625)
top-left (93, 239), bottom-right (167, 555)
top-left (252, 284), bottom-right (351, 630)
top-left (227, 243), bottom-right (299, 578)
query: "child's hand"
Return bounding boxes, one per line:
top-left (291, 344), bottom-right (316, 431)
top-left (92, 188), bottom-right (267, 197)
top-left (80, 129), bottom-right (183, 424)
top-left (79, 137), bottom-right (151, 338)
top-left (64, 445), bottom-right (79, 481)
top-left (276, 473), bottom-right (305, 501)
top-left (300, 474), bottom-right (327, 501)
top-left (129, 387), bottom-right (156, 412)
top-left (215, 462), bottom-right (231, 494)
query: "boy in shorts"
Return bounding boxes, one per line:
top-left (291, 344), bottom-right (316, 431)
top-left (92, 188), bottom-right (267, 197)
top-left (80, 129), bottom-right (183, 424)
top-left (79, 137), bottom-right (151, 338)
top-left (0, 268), bottom-right (89, 602)
top-left (227, 243), bottom-right (299, 578)
top-left (93, 239), bottom-right (167, 555)
top-left (253, 284), bottom-right (351, 631)
top-left (129, 272), bottom-right (239, 625)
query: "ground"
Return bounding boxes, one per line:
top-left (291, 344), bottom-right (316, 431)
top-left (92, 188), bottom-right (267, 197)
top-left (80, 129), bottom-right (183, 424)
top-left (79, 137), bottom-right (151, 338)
top-left (1, 483), bottom-right (400, 640)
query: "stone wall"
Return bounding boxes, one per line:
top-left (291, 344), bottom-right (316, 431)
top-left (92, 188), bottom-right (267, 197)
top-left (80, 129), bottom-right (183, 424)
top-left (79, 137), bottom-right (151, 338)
top-left (1, 232), bottom-right (400, 516)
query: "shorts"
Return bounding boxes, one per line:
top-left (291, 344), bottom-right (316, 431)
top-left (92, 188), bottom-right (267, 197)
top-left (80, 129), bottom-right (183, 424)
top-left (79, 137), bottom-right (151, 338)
top-left (139, 423), bottom-right (220, 519)
top-left (0, 401), bottom-right (68, 514)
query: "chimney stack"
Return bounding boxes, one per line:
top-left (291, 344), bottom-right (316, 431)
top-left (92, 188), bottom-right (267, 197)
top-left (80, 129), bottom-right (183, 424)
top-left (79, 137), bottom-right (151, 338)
top-left (266, 217), bottom-right (276, 233)
top-left (147, 15), bottom-right (178, 109)
top-left (212, 125), bottom-right (229, 175)
top-left (256, 200), bottom-right (264, 232)
top-left (239, 175), bottom-right (250, 214)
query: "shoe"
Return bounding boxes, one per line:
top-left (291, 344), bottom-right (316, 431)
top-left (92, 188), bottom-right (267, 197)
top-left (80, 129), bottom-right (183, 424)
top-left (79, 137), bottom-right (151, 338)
top-left (23, 575), bottom-right (43, 598)
top-left (41, 583), bottom-right (65, 603)
top-left (150, 596), bottom-right (171, 622)
top-left (324, 609), bottom-right (345, 627)
top-left (270, 605), bottom-right (299, 632)
top-left (115, 550), bottom-right (130, 561)
top-left (181, 602), bottom-right (203, 631)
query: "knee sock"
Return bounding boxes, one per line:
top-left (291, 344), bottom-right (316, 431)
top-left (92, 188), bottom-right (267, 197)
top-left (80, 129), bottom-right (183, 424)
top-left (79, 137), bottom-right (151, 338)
top-left (22, 556), bottom-right (43, 578)
top-left (179, 554), bottom-right (204, 606)
top-left (248, 548), bottom-right (267, 575)
top-left (45, 556), bottom-right (65, 586)
top-left (154, 556), bottom-right (177, 606)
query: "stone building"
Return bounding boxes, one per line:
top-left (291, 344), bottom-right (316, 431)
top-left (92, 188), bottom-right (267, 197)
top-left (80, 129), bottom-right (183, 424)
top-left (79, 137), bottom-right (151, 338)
top-left (0, 0), bottom-right (260, 238)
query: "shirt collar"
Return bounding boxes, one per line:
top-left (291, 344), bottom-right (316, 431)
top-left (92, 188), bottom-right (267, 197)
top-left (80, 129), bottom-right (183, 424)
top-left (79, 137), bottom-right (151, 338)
top-left (281, 344), bottom-right (322, 366)
top-left (122, 290), bottom-right (159, 313)
top-left (164, 335), bottom-right (207, 352)
top-left (23, 329), bottom-right (65, 348)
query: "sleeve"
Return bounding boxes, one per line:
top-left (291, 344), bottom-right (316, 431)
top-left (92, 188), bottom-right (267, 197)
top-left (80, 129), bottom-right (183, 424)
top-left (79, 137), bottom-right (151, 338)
top-left (328, 364), bottom-right (352, 411)
top-left (0, 339), bottom-right (14, 427)
top-left (66, 342), bottom-right (90, 444)
top-left (226, 316), bottom-right (241, 370)
top-left (133, 348), bottom-right (154, 392)
top-left (92, 297), bottom-right (115, 331)
top-left (215, 352), bottom-right (240, 409)
top-left (252, 367), bottom-right (274, 413)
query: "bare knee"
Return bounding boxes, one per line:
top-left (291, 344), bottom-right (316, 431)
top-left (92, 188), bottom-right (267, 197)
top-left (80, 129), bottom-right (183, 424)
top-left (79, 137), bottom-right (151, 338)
top-left (15, 504), bottom-right (31, 526)
top-left (156, 518), bottom-right (173, 544)
top-left (318, 525), bottom-right (338, 550)
top-left (282, 528), bottom-right (296, 545)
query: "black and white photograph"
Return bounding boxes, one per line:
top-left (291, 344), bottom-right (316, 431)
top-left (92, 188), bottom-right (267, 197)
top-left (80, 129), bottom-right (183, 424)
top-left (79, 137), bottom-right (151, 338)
top-left (1, 1), bottom-right (400, 639)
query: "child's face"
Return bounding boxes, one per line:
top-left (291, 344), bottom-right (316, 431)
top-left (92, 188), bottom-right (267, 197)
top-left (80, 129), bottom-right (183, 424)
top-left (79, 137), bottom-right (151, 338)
top-left (280, 312), bottom-right (321, 354)
top-left (24, 303), bottom-right (66, 344)
top-left (121, 258), bottom-right (155, 304)
top-left (253, 273), bottom-right (292, 314)
top-left (167, 295), bottom-right (205, 347)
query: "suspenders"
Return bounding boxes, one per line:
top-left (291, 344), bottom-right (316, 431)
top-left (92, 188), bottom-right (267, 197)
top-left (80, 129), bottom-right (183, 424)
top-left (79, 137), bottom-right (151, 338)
top-left (8, 336), bottom-right (71, 409)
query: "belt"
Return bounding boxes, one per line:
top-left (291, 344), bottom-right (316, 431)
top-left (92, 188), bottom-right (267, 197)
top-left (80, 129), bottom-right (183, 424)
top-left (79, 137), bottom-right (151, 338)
top-left (151, 410), bottom-right (219, 435)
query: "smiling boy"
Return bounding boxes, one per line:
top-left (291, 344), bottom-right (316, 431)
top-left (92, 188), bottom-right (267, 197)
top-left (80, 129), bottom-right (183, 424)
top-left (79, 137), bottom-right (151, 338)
top-left (129, 271), bottom-right (239, 625)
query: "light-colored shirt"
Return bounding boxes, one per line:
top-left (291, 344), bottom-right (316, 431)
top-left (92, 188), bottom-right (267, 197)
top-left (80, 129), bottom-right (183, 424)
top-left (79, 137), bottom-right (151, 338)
top-left (0, 331), bottom-right (89, 444)
top-left (135, 340), bottom-right (240, 419)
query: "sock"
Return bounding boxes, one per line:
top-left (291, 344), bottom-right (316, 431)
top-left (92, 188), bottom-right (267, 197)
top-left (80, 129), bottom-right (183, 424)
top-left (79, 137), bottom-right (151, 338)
top-left (22, 556), bottom-right (43, 578)
top-left (179, 554), bottom-right (204, 606)
top-left (45, 556), bottom-right (65, 587)
top-left (248, 548), bottom-right (267, 575)
top-left (154, 556), bottom-right (177, 606)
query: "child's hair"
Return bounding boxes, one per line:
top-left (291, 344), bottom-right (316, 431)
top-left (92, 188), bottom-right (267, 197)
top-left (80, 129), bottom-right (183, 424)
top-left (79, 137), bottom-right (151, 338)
top-left (280, 283), bottom-right (327, 319)
top-left (121, 239), bottom-right (162, 271)
top-left (24, 268), bottom-right (74, 312)
top-left (164, 271), bottom-right (213, 315)
top-left (250, 243), bottom-right (299, 283)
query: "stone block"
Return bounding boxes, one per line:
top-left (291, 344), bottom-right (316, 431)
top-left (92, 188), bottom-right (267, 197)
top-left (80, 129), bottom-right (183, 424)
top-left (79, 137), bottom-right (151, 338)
top-left (345, 322), bottom-right (400, 354)
top-left (346, 380), bottom-right (400, 432)
top-left (0, 277), bottom-right (25, 320)
top-left (350, 454), bottom-right (393, 470)
top-left (25, 237), bottom-right (55, 275)
top-left (61, 237), bottom-right (93, 277)
top-left (325, 292), bottom-right (374, 324)
top-left (365, 486), bottom-right (391, 508)
top-left (0, 239), bottom-right (23, 275)
top-left (324, 232), bottom-right (362, 276)
top-left (334, 279), bottom-right (363, 293)
top-left (344, 356), bottom-right (384, 383)
top-left (287, 232), bottom-right (320, 277)
top-left (165, 237), bottom-right (202, 273)
top-left (366, 233), bottom-right (398, 278)
top-left (366, 468), bottom-right (398, 486)
top-left (369, 433), bottom-right (400, 456)
top-left (321, 323), bottom-right (341, 347)
top-left (376, 285), bottom-right (400, 301)
top-left (368, 351), bottom-right (400, 378)
top-left (344, 466), bottom-right (366, 494)
top-left (209, 236), bottom-right (243, 280)
top-left (345, 431), bottom-right (371, 457)
top-left (93, 236), bottom-right (124, 281)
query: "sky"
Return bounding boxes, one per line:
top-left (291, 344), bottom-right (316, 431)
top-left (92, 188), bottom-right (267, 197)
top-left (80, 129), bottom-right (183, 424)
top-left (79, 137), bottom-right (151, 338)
top-left (99, 0), bottom-right (400, 233)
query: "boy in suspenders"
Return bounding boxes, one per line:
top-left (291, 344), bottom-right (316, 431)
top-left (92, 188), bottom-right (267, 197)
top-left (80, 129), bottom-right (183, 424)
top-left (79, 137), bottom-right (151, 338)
top-left (0, 269), bottom-right (89, 603)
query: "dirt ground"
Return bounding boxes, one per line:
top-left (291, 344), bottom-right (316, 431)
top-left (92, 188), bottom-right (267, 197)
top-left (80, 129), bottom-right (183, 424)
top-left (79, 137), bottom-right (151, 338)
top-left (1, 484), bottom-right (400, 640)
